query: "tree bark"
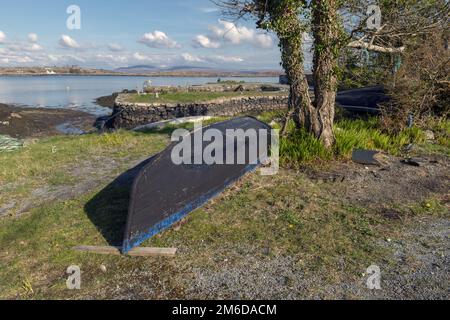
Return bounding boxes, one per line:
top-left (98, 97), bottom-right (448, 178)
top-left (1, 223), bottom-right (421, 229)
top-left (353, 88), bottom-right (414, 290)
top-left (310, 0), bottom-right (340, 148)
top-left (278, 35), bottom-right (313, 135)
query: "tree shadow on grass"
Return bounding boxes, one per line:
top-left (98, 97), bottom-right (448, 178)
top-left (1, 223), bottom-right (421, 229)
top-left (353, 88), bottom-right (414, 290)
top-left (84, 156), bottom-right (156, 246)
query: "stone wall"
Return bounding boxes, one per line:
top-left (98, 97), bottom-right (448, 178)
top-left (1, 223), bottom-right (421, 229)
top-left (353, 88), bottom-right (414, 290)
top-left (107, 93), bottom-right (288, 129)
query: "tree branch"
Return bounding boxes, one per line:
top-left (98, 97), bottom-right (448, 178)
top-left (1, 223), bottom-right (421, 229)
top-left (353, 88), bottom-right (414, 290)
top-left (347, 40), bottom-right (406, 53)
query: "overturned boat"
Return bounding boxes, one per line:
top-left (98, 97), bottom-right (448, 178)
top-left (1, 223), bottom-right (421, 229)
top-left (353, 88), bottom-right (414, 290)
top-left (122, 116), bottom-right (273, 253)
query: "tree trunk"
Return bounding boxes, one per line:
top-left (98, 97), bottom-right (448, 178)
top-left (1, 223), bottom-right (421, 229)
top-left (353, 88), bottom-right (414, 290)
top-left (310, 0), bottom-right (340, 148)
top-left (276, 2), bottom-right (340, 148)
top-left (278, 35), bottom-right (313, 134)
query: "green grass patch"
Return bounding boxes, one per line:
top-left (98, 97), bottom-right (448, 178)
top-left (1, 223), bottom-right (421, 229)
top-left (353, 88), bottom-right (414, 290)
top-left (275, 116), bottom-right (435, 168)
top-left (129, 91), bottom-right (286, 104)
top-left (0, 130), bottom-right (168, 185)
top-left (334, 118), bottom-right (426, 157)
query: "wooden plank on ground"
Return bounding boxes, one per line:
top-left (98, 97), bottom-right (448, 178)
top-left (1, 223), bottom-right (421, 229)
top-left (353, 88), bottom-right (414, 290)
top-left (73, 246), bottom-right (177, 257)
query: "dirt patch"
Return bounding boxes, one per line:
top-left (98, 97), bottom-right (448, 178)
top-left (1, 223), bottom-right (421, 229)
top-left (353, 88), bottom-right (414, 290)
top-left (0, 103), bottom-right (96, 139)
top-left (305, 154), bottom-right (449, 210)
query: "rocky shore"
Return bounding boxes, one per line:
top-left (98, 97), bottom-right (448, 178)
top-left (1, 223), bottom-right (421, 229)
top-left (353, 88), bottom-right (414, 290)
top-left (0, 103), bottom-right (96, 138)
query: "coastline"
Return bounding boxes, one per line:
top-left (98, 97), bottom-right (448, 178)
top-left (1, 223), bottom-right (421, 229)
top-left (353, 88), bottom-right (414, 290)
top-left (0, 103), bottom-right (96, 139)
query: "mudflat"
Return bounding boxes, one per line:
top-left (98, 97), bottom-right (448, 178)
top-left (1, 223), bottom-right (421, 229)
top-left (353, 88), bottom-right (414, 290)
top-left (0, 103), bottom-right (96, 138)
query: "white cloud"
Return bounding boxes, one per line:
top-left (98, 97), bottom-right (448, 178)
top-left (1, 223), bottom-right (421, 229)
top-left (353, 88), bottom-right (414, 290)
top-left (48, 54), bottom-right (59, 62)
top-left (0, 31), bottom-right (6, 43)
top-left (133, 52), bottom-right (153, 62)
top-left (59, 35), bottom-right (80, 49)
top-left (181, 53), bottom-right (205, 63)
top-left (28, 33), bottom-right (38, 43)
top-left (139, 31), bottom-right (180, 49)
top-left (208, 20), bottom-right (273, 49)
top-left (208, 55), bottom-right (244, 63)
top-left (201, 7), bottom-right (219, 13)
top-left (4, 40), bottom-right (43, 53)
top-left (254, 34), bottom-right (273, 48)
top-left (108, 43), bottom-right (124, 52)
top-left (180, 52), bottom-right (244, 64)
top-left (193, 35), bottom-right (221, 49)
top-left (29, 43), bottom-right (43, 51)
top-left (95, 54), bottom-right (128, 64)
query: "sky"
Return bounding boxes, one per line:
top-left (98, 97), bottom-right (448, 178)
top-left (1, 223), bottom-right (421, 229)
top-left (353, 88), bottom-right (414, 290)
top-left (0, 0), bottom-right (291, 70)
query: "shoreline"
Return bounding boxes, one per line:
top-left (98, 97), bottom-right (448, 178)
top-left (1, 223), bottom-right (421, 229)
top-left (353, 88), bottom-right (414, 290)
top-left (0, 103), bottom-right (96, 139)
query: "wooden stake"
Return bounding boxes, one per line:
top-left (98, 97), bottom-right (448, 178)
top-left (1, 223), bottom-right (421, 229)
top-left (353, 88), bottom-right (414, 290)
top-left (73, 245), bottom-right (177, 257)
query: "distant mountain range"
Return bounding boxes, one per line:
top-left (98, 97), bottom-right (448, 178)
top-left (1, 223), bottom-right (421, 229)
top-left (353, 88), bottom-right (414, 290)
top-left (114, 65), bottom-right (214, 74)
top-left (113, 65), bottom-right (282, 77)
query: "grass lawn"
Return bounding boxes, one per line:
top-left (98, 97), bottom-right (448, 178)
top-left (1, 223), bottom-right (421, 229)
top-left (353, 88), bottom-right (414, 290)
top-left (129, 91), bottom-right (287, 104)
top-left (0, 114), bottom-right (448, 299)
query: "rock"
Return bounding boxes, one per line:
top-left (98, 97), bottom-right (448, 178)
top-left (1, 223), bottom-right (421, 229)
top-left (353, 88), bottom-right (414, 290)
top-left (10, 112), bottom-right (22, 119)
top-left (352, 149), bottom-right (381, 166)
top-left (424, 130), bottom-right (435, 141)
top-left (100, 264), bottom-right (107, 273)
top-left (401, 158), bottom-right (421, 167)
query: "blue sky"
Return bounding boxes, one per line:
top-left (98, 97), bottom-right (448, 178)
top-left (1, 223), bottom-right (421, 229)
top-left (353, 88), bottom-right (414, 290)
top-left (0, 0), bottom-right (285, 70)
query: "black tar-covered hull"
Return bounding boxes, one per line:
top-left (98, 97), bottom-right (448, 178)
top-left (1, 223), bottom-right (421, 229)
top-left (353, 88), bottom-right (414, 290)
top-left (122, 116), bottom-right (271, 253)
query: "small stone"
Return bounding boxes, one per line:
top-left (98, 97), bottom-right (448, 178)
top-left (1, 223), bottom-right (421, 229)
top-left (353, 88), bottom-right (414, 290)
top-left (100, 264), bottom-right (107, 273)
top-left (424, 130), bottom-right (435, 141)
top-left (10, 113), bottom-right (22, 119)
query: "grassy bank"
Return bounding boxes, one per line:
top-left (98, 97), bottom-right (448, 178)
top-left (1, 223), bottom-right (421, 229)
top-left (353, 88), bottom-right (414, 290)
top-left (0, 115), bottom-right (449, 299)
top-left (129, 91), bottom-right (287, 104)
top-left (258, 111), bottom-right (449, 167)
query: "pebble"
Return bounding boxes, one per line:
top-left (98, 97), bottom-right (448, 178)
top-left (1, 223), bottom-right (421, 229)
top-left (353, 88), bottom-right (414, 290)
top-left (100, 264), bottom-right (107, 273)
top-left (424, 130), bottom-right (435, 141)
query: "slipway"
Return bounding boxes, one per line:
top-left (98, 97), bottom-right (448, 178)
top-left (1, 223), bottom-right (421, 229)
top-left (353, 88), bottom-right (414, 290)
top-left (122, 116), bottom-right (271, 253)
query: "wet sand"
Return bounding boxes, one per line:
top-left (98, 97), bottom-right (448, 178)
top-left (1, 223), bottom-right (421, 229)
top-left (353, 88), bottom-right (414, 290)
top-left (0, 103), bottom-right (96, 139)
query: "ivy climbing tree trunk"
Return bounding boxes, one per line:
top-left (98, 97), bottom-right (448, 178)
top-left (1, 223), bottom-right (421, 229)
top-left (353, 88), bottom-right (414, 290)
top-left (274, 10), bottom-right (313, 135)
top-left (309, 0), bottom-right (341, 148)
top-left (279, 0), bottom-right (341, 148)
top-left (278, 36), bottom-right (312, 134)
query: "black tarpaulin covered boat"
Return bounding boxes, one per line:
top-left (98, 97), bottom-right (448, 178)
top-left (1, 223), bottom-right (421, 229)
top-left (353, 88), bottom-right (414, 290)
top-left (122, 116), bottom-right (272, 253)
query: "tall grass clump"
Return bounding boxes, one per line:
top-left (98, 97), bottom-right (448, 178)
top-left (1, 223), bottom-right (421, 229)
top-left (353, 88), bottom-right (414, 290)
top-left (280, 126), bottom-right (332, 167)
top-left (334, 118), bottom-right (426, 157)
top-left (279, 116), bottom-right (428, 168)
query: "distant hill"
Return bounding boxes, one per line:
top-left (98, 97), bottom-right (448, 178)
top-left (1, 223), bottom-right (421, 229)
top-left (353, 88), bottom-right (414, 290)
top-left (114, 65), bottom-right (214, 73)
top-left (114, 65), bottom-right (157, 73)
top-left (113, 65), bottom-right (282, 77)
